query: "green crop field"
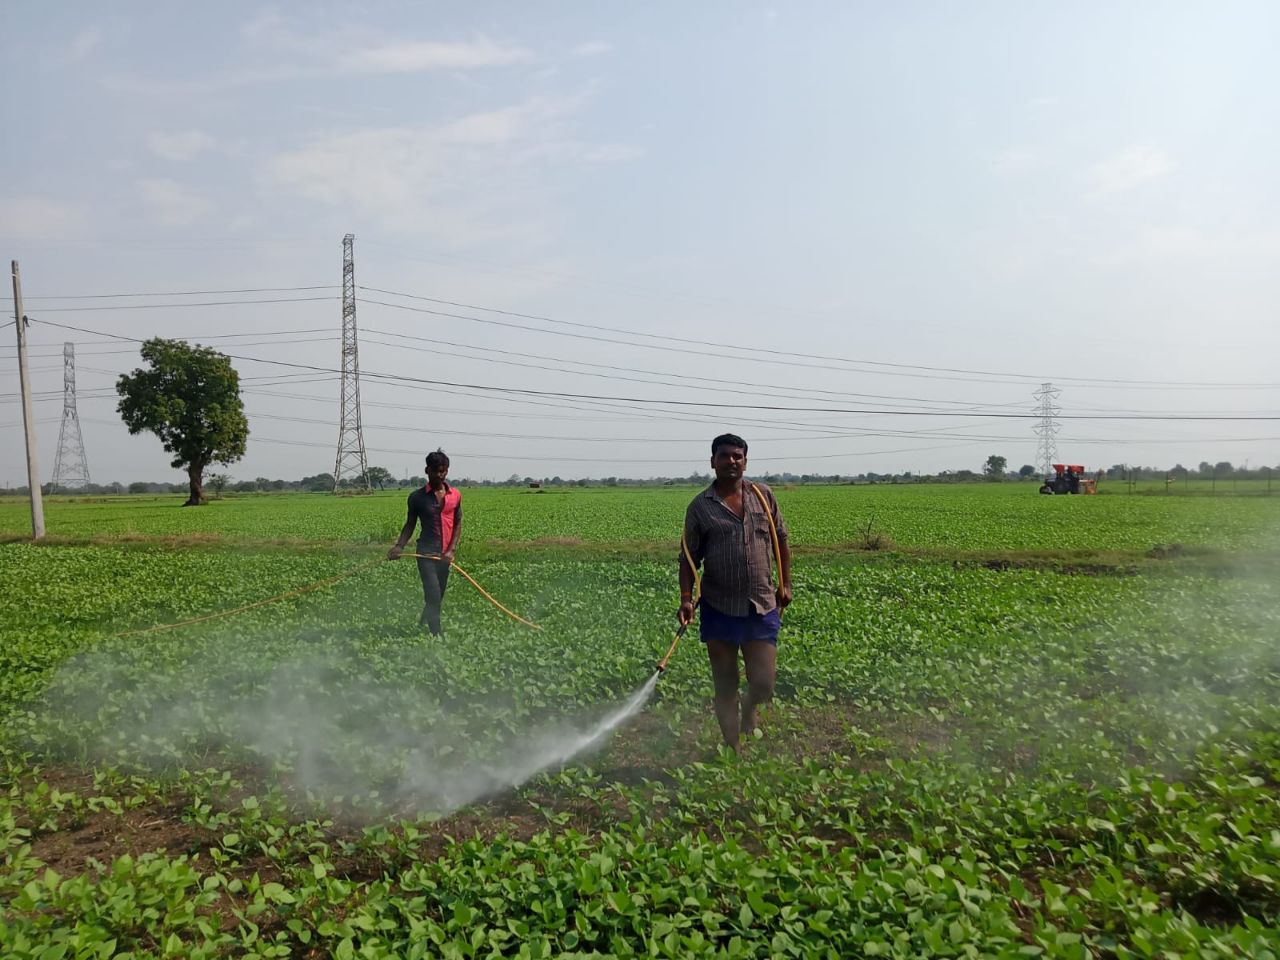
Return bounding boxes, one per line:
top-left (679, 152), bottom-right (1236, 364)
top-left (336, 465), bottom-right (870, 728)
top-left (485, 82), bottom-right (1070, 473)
top-left (1, 485), bottom-right (1278, 957)
top-left (2, 483), bottom-right (1278, 552)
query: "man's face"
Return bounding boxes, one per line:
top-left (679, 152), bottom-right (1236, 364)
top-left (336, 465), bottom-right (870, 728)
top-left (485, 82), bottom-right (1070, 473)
top-left (711, 444), bottom-right (747, 483)
top-left (427, 462), bottom-right (449, 485)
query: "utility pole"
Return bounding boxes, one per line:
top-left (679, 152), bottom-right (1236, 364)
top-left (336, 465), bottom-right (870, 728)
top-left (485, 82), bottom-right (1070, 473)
top-left (11, 260), bottom-right (46, 539)
top-left (333, 233), bottom-right (370, 492)
top-left (52, 342), bottom-right (91, 490)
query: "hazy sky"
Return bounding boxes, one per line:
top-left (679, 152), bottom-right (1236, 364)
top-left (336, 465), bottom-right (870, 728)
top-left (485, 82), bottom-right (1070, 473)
top-left (3, 2), bottom-right (1278, 485)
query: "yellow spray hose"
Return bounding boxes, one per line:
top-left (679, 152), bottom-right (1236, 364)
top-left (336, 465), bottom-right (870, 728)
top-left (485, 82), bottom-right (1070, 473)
top-left (750, 483), bottom-right (786, 592)
top-left (113, 552), bottom-right (541, 638)
top-left (657, 483), bottom-right (784, 672)
top-left (402, 553), bottom-right (541, 630)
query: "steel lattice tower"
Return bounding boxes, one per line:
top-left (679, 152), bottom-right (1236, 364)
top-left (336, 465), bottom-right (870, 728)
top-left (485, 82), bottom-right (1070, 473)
top-left (51, 342), bottom-right (91, 490)
top-left (1032, 382), bottom-right (1061, 476)
top-left (333, 234), bottom-right (370, 491)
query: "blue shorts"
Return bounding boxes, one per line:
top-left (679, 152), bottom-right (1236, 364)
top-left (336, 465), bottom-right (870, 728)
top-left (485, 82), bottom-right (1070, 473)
top-left (699, 599), bottom-right (781, 646)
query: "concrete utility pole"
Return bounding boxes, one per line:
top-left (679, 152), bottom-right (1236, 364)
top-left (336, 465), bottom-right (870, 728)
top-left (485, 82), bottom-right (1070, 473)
top-left (11, 260), bottom-right (46, 539)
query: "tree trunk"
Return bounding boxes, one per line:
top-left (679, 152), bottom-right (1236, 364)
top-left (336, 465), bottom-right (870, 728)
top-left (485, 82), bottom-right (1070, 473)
top-left (185, 464), bottom-right (206, 506)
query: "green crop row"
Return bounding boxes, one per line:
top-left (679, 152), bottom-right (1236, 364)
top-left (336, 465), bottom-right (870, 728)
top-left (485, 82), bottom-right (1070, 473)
top-left (3, 482), bottom-right (1278, 551)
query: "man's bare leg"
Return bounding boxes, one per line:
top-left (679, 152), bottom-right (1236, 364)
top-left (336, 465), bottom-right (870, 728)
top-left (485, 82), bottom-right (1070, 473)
top-left (705, 638), bottom-right (742, 750)
top-left (740, 641), bottom-right (777, 739)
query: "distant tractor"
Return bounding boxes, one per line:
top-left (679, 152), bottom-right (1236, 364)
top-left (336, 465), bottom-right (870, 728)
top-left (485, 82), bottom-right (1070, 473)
top-left (1039, 464), bottom-right (1098, 495)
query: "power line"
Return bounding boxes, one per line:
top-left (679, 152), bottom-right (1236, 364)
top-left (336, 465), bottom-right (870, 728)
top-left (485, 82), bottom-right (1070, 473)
top-left (359, 328), bottom-right (1027, 413)
top-left (5, 285), bottom-right (337, 301)
top-left (357, 334), bottom-right (1011, 414)
top-left (1, 328), bottom-right (331, 349)
top-left (359, 295), bottom-right (1046, 388)
top-left (244, 410), bottom-right (1280, 448)
top-left (10, 296), bottom-right (335, 313)
top-left (28, 317), bottom-right (1280, 422)
top-left (2, 335), bottom-right (337, 360)
top-left (8, 335), bottom-right (1280, 419)
top-left (6, 278), bottom-right (1274, 389)
top-left (249, 434), bottom-right (979, 465)
top-left (359, 285), bottom-right (1280, 390)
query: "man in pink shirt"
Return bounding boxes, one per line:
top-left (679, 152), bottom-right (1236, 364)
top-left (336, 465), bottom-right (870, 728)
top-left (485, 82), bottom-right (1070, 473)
top-left (388, 448), bottom-right (463, 635)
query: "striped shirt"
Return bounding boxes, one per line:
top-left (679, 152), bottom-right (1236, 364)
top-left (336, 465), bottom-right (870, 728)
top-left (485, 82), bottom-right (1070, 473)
top-left (682, 480), bottom-right (789, 617)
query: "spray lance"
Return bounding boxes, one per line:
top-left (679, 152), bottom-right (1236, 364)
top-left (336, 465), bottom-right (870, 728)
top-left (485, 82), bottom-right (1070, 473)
top-left (656, 483), bottom-right (785, 675)
top-left (657, 531), bottom-right (700, 673)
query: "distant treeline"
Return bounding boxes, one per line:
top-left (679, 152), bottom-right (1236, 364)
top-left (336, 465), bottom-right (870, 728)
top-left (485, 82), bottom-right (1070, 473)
top-left (4, 459), bottom-right (1274, 498)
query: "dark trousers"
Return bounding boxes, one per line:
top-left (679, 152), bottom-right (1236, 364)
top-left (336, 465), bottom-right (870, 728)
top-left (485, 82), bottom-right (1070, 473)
top-left (416, 557), bottom-right (451, 635)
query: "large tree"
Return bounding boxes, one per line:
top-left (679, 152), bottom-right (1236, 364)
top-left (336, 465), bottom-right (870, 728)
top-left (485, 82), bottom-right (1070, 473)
top-left (363, 466), bottom-right (394, 490)
top-left (983, 454), bottom-right (1008, 478)
top-left (116, 338), bottom-right (249, 506)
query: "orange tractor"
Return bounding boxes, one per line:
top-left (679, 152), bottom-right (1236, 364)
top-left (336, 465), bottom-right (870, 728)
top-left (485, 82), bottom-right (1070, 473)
top-left (1039, 464), bottom-right (1098, 495)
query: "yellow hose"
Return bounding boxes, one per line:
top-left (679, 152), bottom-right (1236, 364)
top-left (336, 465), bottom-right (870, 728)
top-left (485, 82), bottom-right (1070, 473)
top-left (748, 482), bottom-right (786, 592)
top-left (402, 553), bottom-right (541, 630)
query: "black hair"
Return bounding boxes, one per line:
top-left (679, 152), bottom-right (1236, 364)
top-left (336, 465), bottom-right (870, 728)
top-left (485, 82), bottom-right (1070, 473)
top-left (711, 433), bottom-right (748, 456)
top-left (425, 448), bottom-right (450, 470)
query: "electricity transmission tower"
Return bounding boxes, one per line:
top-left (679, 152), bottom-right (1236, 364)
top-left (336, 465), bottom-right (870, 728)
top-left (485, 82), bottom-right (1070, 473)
top-left (51, 342), bottom-right (91, 490)
top-left (333, 233), bottom-right (370, 492)
top-left (1032, 382), bottom-right (1061, 475)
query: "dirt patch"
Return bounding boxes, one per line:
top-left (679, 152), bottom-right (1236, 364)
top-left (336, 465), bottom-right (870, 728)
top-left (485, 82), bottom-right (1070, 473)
top-left (29, 803), bottom-right (215, 876)
top-left (1145, 542), bottom-right (1219, 560)
top-left (524, 536), bottom-right (586, 547)
top-left (975, 557), bottom-right (1139, 576)
top-left (15, 701), bottom-right (944, 878)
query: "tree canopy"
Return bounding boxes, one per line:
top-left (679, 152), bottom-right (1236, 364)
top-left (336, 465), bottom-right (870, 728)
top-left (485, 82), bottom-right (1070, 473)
top-left (116, 338), bottom-right (249, 506)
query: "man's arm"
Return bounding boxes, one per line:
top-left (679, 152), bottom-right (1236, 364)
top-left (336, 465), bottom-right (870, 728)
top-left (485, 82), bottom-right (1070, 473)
top-left (444, 498), bottom-right (462, 560)
top-left (777, 537), bottom-right (793, 609)
top-left (678, 551), bottom-right (698, 625)
top-left (387, 497), bottom-right (417, 559)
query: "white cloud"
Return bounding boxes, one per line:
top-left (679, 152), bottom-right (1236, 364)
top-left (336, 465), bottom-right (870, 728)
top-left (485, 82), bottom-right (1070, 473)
top-left (138, 179), bottom-right (212, 226)
top-left (241, 9), bottom-right (287, 44)
top-left (62, 27), bottom-right (102, 64)
top-left (1088, 145), bottom-right (1174, 194)
top-left (571, 41), bottom-right (613, 58)
top-left (1105, 225), bottom-right (1280, 265)
top-left (991, 148), bottom-right (1035, 176)
top-left (341, 37), bottom-right (530, 73)
top-left (263, 97), bottom-right (634, 240)
top-left (0, 196), bottom-right (87, 239)
top-left (148, 130), bottom-right (216, 161)
top-left (107, 19), bottom-right (531, 97)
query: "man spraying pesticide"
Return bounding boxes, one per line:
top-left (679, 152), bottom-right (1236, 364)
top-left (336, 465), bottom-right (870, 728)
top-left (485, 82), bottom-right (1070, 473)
top-left (672, 434), bottom-right (792, 752)
top-left (388, 449), bottom-right (462, 636)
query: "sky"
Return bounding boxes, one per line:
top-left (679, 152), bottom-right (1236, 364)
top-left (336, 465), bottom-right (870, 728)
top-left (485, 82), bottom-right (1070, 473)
top-left (2, 1), bottom-right (1278, 486)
